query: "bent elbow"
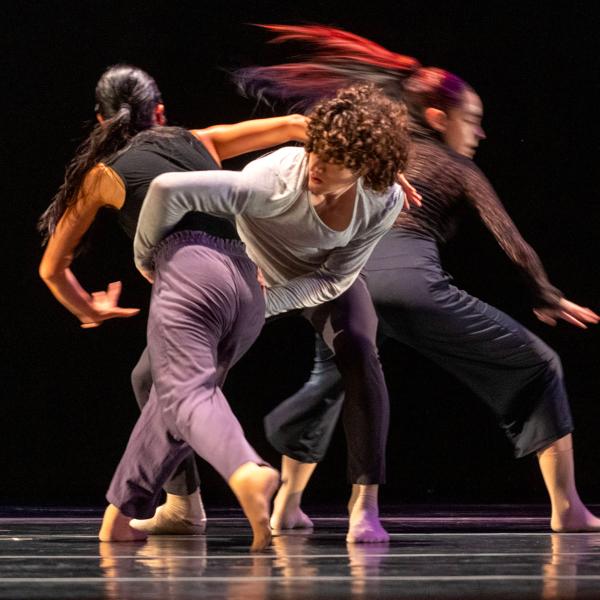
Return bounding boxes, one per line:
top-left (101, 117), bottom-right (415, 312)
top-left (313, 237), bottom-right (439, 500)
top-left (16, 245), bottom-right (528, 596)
top-left (39, 263), bottom-right (56, 284)
top-left (147, 172), bottom-right (180, 204)
top-left (38, 259), bottom-right (64, 284)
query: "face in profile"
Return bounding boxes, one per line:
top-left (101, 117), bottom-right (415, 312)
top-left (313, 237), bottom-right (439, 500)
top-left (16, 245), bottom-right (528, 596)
top-left (444, 89), bottom-right (486, 158)
top-left (307, 153), bottom-right (359, 196)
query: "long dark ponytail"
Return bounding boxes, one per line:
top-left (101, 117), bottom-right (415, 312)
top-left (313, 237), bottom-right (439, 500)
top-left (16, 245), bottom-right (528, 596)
top-left (38, 64), bottom-right (162, 243)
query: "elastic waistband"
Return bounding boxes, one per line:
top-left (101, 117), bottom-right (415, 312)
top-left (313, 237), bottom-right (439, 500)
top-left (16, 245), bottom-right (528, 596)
top-left (171, 211), bottom-right (239, 241)
top-left (155, 229), bottom-right (248, 258)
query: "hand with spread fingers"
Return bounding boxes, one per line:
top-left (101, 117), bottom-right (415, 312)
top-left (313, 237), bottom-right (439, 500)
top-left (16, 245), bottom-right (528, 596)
top-left (397, 173), bottom-right (422, 209)
top-left (534, 298), bottom-right (600, 329)
top-left (81, 281), bottom-right (140, 328)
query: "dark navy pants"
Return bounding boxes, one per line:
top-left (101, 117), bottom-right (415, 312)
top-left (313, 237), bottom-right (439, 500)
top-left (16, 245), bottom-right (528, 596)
top-left (107, 231), bottom-right (266, 518)
top-left (302, 276), bottom-right (389, 485)
top-left (265, 230), bottom-right (573, 464)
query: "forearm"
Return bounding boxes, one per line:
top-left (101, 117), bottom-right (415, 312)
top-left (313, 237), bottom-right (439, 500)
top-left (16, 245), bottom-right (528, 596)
top-left (134, 170), bottom-right (259, 273)
top-left (265, 271), bottom-right (354, 318)
top-left (199, 115), bottom-right (308, 161)
top-left (41, 268), bottom-right (98, 322)
top-left (466, 166), bottom-right (562, 308)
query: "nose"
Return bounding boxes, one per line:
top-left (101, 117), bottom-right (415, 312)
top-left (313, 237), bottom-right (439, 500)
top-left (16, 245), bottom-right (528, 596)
top-left (477, 126), bottom-right (486, 141)
top-left (312, 157), bottom-right (325, 171)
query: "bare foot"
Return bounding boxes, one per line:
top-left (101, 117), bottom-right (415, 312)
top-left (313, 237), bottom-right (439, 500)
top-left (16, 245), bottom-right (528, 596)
top-left (346, 485), bottom-right (389, 543)
top-left (98, 504), bottom-right (148, 542)
top-left (270, 486), bottom-right (314, 530)
top-left (551, 501), bottom-right (600, 532)
top-left (229, 463), bottom-right (280, 551)
top-left (130, 491), bottom-right (207, 535)
top-left (346, 507), bottom-right (390, 543)
top-left (130, 504), bottom-right (206, 535)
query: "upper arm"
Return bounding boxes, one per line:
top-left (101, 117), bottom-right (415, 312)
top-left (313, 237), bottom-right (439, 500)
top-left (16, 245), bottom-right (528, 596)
top-left (189, 130), bottom-right (222, 167)
top-left (463, 164), bottom-right (528, 255)
top-left (39, 164), bottom-right (125, 279)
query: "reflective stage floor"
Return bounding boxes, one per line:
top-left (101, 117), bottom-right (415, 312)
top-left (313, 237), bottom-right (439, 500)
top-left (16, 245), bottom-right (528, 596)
top-left (1, 505), bottom-right (600, 599)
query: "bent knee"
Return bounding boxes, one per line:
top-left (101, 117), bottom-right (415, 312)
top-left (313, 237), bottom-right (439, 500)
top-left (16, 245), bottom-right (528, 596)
top-left (333, 330), bottom-right (378, 361)
top-left (543, 348), bottom-right (563, 379)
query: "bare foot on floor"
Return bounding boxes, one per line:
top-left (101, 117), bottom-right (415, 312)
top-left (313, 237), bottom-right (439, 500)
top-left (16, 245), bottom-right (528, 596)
top-left (130, 504), bottom-right (206, 535)
top-left (98, 504), bottom-right (148, 542)
top-left (346, 485), bottom-right (390, 543)
top-left (551, 501), bottom-right (600, 532)
top-left (346, 507), bottom-right (390, 543)
top-left (270, 487), bottom-right (314, 531)
top-left (129, 491), bottom-right (207, 535)
top-left (229, 463), bottom-right (280, 551)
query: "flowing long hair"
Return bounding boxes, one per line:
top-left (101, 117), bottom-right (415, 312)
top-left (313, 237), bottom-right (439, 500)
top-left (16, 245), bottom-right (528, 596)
top-left (38, 64), bottom-right (163, 243)
top-left (234, 24), bottom-right (471, 130)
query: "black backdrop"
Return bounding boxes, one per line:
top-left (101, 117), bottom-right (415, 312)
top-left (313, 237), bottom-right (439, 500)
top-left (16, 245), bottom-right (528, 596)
top-left (4, 1), bottom-right (600, 511)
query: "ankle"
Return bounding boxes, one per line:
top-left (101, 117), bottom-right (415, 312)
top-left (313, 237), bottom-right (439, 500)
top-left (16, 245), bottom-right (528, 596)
top-left (163, 490), bottom-right (206, 522)
top-left (275, 486), bottom-right (303, 507)
top-left (349, 485), bottom-right (380, 516)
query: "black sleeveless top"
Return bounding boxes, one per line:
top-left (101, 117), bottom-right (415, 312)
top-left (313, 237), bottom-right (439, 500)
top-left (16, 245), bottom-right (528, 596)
top-left (105, 127), bottom-right (239, 241)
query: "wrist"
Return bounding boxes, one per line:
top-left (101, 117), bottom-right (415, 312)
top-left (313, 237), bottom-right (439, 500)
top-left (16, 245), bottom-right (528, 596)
top-left (78, 307), bottom-right (102, 324)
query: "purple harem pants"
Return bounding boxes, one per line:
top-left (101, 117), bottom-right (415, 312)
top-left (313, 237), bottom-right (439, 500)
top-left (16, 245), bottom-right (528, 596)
top-left (107, 231), bottom-right (266, 518)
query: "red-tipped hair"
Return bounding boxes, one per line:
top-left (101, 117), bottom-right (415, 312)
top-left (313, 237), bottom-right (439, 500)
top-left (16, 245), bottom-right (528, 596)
top-left (255, 23), bottom-right (420, 74)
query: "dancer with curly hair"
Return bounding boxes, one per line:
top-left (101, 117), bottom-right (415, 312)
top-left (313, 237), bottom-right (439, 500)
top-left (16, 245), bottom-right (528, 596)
top-left (38, 63), bottom-right (310, 540)
top-left (101, 83), bottom-right (413, 546)
top-left (239, 25), bottom-right (600, 534)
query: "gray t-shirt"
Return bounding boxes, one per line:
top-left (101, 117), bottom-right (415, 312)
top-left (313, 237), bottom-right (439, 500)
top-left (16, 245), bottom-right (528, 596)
top-left (134, 147), bottom-right (405, 317)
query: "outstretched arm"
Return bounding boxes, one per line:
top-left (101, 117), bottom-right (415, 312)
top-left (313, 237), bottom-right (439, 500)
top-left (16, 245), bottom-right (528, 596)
top-left (192, 114), bottom-right (308, 164)
top-left (39, 164), bottom-right (140, 328)
top-left (464, 163), bottom-right (598, 329)
top-left (534, 299), bottom-right (599, 329)
top-left (464, 163), bottom-right (562, 306)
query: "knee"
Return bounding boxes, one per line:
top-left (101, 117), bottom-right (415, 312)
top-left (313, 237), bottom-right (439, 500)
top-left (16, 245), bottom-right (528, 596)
top-left (531, 337), bottom-right (564, 382)
top-left (543, 347), bottom-right (563, 380)
top-left (166, 401), bottom-right (201, 441)
top-left (333, 329), bottom-right (378, 365)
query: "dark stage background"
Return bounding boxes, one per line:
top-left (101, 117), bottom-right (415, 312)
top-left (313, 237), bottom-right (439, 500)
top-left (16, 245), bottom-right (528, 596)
top-left (4, 2), bottom-right (600, 511)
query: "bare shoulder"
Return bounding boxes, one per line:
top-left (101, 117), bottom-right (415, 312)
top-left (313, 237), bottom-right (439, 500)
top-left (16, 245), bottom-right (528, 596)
top-left (80, 163), bottom-right (126, 209)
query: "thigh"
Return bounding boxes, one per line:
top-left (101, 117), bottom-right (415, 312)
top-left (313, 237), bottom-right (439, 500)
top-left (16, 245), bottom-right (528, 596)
top-left (367, 266), bottom-right (556, 397)
top-left (215, 254), bottom-right (265, 381)
top-left (148, 245), bottom-right (237, 401)
top-left (303, 276), bottom-right (378, 350)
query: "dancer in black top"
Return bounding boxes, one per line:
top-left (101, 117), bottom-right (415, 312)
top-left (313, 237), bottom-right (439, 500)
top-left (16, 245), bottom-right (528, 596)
top-left (39, 64), bottom-right (308, 538)
top-left (237, 25), bottom-right (600, 534)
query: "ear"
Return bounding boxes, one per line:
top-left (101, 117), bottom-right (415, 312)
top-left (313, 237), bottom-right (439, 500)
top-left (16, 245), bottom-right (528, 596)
top-left (424, 107), bottom-right (447, 133)
top-left (154, 103), bottom-right (166, 126)
top-left (96, 113), bottom-right (105, 124)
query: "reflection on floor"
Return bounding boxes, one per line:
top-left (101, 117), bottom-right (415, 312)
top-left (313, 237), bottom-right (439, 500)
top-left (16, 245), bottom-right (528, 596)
top-left (1, 505), bottom-right (600, 599)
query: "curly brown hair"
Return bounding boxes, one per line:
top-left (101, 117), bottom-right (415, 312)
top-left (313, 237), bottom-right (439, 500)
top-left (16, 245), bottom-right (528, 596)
top-left (305, 83), bottom-right (410, 193)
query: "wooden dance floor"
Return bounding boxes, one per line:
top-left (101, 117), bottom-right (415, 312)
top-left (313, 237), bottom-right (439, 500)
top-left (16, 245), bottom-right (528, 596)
top-left (1, 505), bottom-right (600, 599)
